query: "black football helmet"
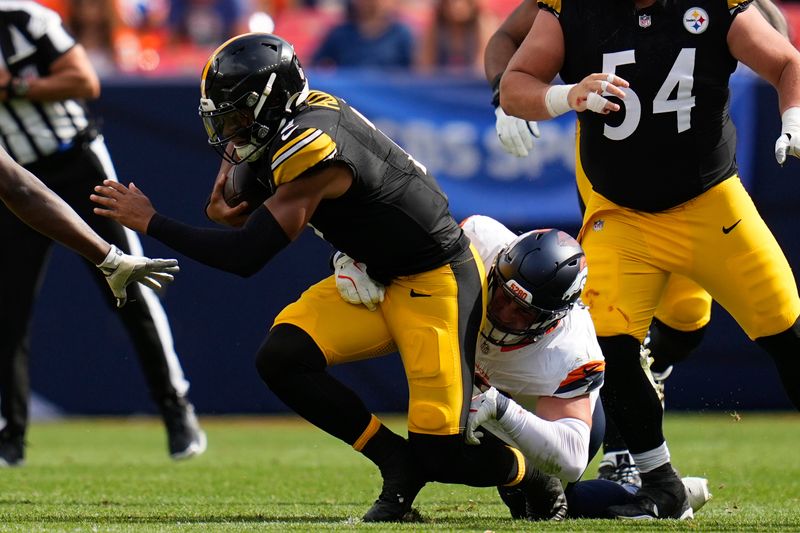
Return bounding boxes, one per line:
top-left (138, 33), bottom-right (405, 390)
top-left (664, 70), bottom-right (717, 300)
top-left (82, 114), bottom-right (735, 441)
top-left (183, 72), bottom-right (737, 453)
top-left (483, 229), bottom-right (588, 347)
top-left (199, 33), bottom-right (309, 164)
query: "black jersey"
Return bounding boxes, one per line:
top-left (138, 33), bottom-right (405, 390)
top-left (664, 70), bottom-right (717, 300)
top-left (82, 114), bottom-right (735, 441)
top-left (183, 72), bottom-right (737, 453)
top-left (540, 0), bottom-right (751, 211)
top-left (256, 90), bottom-right (469, 283)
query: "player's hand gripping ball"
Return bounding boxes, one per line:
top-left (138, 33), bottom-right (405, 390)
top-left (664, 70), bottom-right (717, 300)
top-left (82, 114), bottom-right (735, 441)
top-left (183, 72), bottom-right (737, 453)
top-left (223, 163), bottom-right (270, 211)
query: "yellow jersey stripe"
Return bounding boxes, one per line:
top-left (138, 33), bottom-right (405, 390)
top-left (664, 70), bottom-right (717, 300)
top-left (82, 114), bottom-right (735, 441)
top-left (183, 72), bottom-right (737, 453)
top-left (272, 130), bottom-right (337, 186)
top-left (272, 128), bottom-right (318, 163)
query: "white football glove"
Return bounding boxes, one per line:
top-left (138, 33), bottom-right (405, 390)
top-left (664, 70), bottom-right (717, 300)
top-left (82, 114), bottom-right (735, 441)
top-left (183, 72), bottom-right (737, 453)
top-left (495, 107), bottom-right (540, 157)
top-left (97, 245), bottom-right (179, 308)
top-left (333, 251), bottom-right (384, 311)
top-left (775, 107), bottom-right (800, 165)
top-left (465, 386), bottom-right (502, 445)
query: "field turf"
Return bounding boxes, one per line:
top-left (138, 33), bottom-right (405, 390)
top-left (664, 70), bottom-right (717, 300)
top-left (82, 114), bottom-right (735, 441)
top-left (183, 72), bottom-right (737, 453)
top-left (0, 412), bottom-right (798, 531)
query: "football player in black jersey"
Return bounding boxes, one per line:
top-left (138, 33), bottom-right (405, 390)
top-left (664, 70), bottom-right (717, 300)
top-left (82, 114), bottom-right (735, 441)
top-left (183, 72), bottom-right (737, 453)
top-left (483, 0), bottom-right (791, 489)
top-left (91, 32), bottom-right (566, 522)
top-left (498, 0), bottom-right (800, 520)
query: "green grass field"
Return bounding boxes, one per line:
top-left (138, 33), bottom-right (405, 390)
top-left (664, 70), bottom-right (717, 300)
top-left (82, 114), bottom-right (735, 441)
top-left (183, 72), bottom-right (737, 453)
top-left (0, 413), bottom-right (798, 532)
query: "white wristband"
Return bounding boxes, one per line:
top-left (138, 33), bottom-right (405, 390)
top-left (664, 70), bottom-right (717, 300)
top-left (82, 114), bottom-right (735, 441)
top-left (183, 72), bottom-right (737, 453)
top-left (781, 106), bottom-right (800, 136)
top-left (545, 84), bottom-right (575, 118)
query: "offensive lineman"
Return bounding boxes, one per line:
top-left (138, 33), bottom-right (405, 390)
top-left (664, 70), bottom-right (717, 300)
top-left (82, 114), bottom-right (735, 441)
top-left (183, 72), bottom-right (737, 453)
top-left (333, 214), bottom-right (712, 518)
top-left (499, 0), bottom-right (800, 519)
top-left (484, 0), bottom-right (794, 485)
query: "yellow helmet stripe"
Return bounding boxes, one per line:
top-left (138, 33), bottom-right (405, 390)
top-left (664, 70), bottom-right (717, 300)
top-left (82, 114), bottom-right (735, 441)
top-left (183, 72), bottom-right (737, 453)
top-left (200, 32), bottom-right (266, 98)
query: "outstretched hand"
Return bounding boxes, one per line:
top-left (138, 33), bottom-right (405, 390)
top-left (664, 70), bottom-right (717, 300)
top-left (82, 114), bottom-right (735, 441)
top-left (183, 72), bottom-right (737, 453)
top-left (91, 180), bottom-right (156, 233)
top-left (97, 244), bottom-right (179, 308)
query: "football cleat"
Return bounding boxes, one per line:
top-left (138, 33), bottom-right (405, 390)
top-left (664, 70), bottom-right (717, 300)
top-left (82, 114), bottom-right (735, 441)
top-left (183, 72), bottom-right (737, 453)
top-left (608, 463), bottom-right (693, 520)
top-left (597, 451), bottom-right (642, 487)
top-left (0, 430), bottom-right (24, 467)
top-left (497, 485), bottom-right (526, 519)
top-left (682, 476), bottom-right (712, 513)
top-left (362, 448), bottom-right (425, 522)
top-left (519, 470), bottom-right (568, 521)
top-left (161, 397), bottom-right (207, 460)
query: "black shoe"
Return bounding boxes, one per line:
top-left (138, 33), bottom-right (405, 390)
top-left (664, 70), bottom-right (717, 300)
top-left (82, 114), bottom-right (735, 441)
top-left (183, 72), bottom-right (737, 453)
top-left (0, 430), bottom-right (24, 467)
top-left (497, 485), bottom-right (526, 519)
top-left (161, 397), bottom-right (207, 460)
top-left (597, 451), bottom-right (642, 487)
top-left (520, 470), bottom-right (568, 521)
top-left (362, 450), bottom-right (425, 522)
top-left (608, 463), bottom-right (693, 520)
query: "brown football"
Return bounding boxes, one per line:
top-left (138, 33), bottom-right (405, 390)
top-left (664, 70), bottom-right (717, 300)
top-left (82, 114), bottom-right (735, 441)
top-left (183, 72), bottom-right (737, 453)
top-left (223, 162), bottom-right (270, 211)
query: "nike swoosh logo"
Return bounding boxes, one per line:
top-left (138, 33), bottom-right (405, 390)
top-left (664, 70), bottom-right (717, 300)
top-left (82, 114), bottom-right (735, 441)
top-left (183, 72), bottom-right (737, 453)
top-left (722, 219), bottom-right (742, 234)
top-left (281, 125), bottom-right (298, 141)
top-left (410, 289), bottom-right (431, 298)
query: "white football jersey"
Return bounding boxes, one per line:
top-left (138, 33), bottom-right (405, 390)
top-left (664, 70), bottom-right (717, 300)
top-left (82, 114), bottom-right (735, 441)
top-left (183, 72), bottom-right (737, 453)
top-left (461, 215), bottom-right (605, 411)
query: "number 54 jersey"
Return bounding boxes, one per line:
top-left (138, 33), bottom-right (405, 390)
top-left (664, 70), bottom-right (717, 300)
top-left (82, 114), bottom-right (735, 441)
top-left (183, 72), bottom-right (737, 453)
top-left (539, 0), bottom-right (752, 212)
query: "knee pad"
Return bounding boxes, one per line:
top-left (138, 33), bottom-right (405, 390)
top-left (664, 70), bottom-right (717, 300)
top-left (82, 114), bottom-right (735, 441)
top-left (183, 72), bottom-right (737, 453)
top-left (254, 324), bottom-right (325, 389)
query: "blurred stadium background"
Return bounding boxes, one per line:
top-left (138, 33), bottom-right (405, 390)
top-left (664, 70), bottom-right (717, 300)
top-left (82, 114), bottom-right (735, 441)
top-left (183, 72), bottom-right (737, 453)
top-left (19, 0), bottom-right (800, 421)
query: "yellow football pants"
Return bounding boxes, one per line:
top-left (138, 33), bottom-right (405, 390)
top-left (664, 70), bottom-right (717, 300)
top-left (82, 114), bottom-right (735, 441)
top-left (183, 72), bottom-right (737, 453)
top-left (578, 176), bottom-right (800, 341)
top-left (273, 245), bottom-right (486, 435)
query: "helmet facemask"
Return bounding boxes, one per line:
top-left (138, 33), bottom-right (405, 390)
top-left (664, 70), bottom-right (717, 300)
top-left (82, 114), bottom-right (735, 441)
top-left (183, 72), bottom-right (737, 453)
top-left (200, 83), bottom-right (285, 165)
top-left (482, 266), bottom-right (572, 347)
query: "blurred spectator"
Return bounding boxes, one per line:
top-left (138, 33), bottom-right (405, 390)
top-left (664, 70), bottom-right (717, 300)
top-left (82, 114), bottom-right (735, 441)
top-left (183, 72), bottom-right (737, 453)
top-left (115, 0), bottom-right (171, 72)
top-left (168, 0), bottom-right (242, 49)
top-left (416, 0), bottom-right (495, 74)
top-left (67, 0), bottom-right (122, 75)
top-left (311, 0), bottom-right (414, 69)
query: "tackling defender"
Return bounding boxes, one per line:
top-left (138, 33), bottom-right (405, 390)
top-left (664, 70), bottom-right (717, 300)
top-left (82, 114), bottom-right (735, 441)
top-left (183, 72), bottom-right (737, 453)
top-left (333, 214), bottom-right (712, 518)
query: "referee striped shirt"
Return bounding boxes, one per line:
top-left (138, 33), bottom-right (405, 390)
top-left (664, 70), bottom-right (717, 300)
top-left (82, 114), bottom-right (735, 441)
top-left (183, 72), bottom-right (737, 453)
top-left (0, 1), bottom-right (90, 165)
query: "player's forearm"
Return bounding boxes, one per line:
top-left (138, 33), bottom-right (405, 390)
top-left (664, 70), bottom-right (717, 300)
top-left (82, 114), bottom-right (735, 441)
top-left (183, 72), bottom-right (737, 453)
top-left (500, 72), bottom-right (555, 121)
top-left (0, 166), bottom-right (108, 263)
top-left (776, 59), bottom-right (800, 113)
top-left (484, 32), bottom-right (519, 85)
top-left (492, 398), bottom-right (590, 482)
top-left (147, 206), bottom-right (290, 277)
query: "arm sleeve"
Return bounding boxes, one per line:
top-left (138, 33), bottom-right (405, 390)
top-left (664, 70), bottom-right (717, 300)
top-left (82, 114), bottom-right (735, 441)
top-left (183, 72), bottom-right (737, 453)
top-left (486, 398), bottom-right (590, 483)
top-left (147, 206), bottom-right (291, 277)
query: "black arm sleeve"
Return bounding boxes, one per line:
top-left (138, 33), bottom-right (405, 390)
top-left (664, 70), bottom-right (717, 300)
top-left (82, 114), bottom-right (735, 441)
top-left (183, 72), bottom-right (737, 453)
top-left (147, 206), bottom-right (291, 277)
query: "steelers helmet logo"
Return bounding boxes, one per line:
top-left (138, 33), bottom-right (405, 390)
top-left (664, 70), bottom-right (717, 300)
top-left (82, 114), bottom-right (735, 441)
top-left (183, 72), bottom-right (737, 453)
top-left (683, 7), bottom-right (709, 34)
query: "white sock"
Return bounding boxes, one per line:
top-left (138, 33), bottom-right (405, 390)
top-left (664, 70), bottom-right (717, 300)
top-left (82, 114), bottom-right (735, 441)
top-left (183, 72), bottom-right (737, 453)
top-left (632, 442), bottom-right (670, 473)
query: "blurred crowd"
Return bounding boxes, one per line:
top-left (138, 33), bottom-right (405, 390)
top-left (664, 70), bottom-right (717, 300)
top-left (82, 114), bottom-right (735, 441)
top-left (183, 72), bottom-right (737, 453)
top-left (38, 0), bottom-right (800, 77)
